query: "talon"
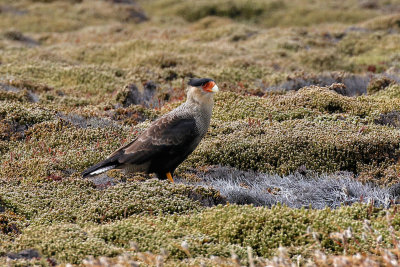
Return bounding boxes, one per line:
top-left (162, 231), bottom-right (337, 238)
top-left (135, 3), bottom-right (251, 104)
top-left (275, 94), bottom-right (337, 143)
top-left (166, 172), bottom-right (174, 183)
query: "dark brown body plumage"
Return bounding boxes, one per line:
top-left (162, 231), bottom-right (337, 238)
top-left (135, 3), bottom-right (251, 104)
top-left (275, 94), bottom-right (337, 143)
top-left (82, 78), bottom-right (218, 180)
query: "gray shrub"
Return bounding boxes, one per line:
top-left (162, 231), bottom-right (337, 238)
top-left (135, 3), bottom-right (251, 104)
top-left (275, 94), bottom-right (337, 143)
top-left (183, 166), bottom-right (396, 209)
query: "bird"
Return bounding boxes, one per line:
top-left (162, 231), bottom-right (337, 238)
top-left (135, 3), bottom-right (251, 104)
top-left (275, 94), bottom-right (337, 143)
top-left (82, 78), bottom-right (219, 183)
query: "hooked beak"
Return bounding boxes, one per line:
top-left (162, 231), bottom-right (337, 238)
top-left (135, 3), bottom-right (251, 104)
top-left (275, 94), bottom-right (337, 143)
top-left (211, 84), bottom-right (219, 93)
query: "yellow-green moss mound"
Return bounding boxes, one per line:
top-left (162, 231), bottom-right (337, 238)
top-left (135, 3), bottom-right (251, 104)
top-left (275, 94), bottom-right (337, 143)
top-left (184, 119), bottom-right (400, 176)
top-left (5, 204), bottom-right (397, 264)
top-left (0, 179), bottom-right (224, 225)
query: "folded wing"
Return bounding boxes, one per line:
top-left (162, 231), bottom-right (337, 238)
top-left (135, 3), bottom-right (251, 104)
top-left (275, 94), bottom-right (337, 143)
top-left (82, 114), bottom-right (198, 177)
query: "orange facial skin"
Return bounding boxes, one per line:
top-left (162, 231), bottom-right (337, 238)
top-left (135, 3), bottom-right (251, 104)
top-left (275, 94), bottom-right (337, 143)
top-left (202, 81), bottom-right (216, 92)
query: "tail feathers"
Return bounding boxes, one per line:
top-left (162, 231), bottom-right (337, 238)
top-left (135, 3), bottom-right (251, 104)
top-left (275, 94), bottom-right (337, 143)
top-left (82, 159), bottom-right (118, 177)
top-left (82, 141), bottom-right (133, 177)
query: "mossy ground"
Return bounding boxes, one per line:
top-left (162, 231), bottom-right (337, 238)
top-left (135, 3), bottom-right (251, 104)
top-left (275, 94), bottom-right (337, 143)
top-left (1, 0), bottom-right (400, 265)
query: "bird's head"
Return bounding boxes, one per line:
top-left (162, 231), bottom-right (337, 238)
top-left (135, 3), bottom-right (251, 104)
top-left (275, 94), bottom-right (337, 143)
top-left (186, 78), bottom-right (219, 106)
top-left (188, 78), bottom-right (219, 94)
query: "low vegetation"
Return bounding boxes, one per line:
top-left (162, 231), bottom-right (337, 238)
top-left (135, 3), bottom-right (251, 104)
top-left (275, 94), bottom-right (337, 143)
top-left (0, 0), bottom-right (400, 265)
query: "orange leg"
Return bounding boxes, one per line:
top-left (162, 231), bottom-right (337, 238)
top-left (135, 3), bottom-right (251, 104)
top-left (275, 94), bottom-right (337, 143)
top-left (166, 172), bottom-right (174, 183)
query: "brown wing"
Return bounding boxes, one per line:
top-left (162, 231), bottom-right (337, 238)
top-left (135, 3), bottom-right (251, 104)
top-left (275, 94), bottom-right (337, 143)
top-left (82, 114), bottom-right (198, 177)
top-left (117, 115), bottom-right (198, 165)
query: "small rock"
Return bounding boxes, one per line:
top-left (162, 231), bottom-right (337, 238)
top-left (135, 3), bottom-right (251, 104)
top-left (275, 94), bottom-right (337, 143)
top-left (359, 0), bottom-right (379, 9)
top-left (328, 83), bottom-right (347, 96)
top-left (105, 0), bottom-right (148, 23)
top-left (4, 31), bottom-right (40, 46)
top-left (7, 249), bottom-right (41, 260)
top-left (117, 84), bottom-right (140, 107)
top-left (143, 81), bottom-right (157, 103)
top-left (374, 111), bottom-right (400, 128)
top-left (116, 82), bottom-right (159, 108)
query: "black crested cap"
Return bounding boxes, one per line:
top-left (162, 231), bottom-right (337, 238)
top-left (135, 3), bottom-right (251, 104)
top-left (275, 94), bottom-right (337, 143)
top-left (188, 78), bottom-right (214, 87)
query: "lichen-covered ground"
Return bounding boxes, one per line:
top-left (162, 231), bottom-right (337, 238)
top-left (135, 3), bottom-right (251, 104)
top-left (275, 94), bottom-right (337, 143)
top-left (1, 0), bottom-right (400, 266)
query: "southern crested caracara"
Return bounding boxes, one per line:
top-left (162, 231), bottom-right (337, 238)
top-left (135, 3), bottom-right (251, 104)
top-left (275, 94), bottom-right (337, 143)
top-left (82, 78), bottom-right (219, 182)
